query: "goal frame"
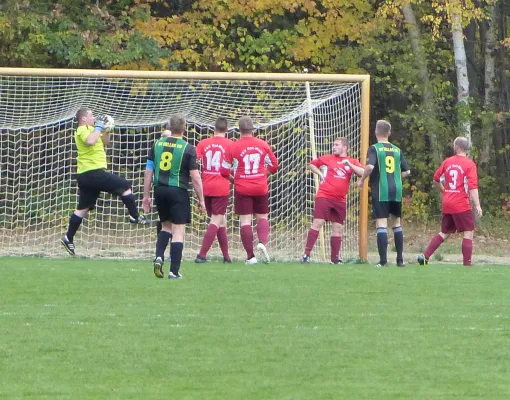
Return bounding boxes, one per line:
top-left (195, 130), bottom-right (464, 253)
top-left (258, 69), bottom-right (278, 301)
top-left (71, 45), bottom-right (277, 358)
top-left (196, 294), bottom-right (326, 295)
top-left (0, 67), bottom-right (370, 262)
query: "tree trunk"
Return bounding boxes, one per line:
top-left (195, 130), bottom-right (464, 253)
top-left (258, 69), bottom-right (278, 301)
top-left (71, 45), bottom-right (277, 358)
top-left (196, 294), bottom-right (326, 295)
top-left (451, 9), bottom-right (472, 143)
top-left (401, 2), bottom-right (441, 164)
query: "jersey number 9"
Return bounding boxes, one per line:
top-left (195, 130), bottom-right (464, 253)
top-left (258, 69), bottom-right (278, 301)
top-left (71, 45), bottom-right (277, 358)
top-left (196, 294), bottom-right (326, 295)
top-left (385, 156), bottom-right (395, 173)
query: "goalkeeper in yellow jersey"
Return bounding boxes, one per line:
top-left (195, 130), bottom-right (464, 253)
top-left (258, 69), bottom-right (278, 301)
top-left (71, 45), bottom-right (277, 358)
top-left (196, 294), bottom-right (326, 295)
top-left (61, 108), bottom-right (148, 256)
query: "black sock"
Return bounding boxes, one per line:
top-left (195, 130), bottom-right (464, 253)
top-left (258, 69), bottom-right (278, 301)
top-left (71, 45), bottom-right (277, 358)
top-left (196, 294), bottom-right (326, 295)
top-left (393, 226), bottom-right (404, 263)
top-left (66, 213), bottom-right (83, 242)
top-left (121, 193), bottom-right (139, 219)
top-left (170, 242), bottom-right (184, 275)
top-left (156, 222), bottom-right (162, 236)
top-left (376, 227), bottom-right (388, 265)
top-left (156, 231), bottom-right (172, 261)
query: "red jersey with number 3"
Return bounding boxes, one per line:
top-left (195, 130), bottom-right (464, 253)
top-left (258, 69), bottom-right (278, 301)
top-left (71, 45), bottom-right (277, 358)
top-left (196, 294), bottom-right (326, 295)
top-left (221, 136), bottom-right (278, 195)
top-left (433, 155), bottom-right (478, 214)
top-left (196, 136), bottom-right (233, 196)
top-left (311, 155), bottom-right (362, 202)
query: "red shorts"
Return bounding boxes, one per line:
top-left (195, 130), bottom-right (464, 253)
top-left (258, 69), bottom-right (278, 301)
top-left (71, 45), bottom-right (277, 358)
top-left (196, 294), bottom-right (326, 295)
top-left (441, 210), bottom-right (475, 233)
top-left (234, 191), bottom-right (269, 215)
top-left (204, 195), bottom-right (229, 216)
top-left (314, 197), bottom-right (346, 224)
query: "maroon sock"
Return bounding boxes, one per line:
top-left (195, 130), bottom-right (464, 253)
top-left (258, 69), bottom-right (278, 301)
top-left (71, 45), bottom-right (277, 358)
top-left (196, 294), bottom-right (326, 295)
top-left (240, 225), bottom-right (255, 259)
top-left (217, 227), bottom-right (230, 260)
top-left (462, 238), bottom-right (473, 266)
top-left (424, 234), bottom-right (444, 260)
top-left (256, 218), bottom-right (270, 245)
top-left (198, 224), bottom-right (218, 258)
top-left (304, 228), bottom-right (320, 256)
top-left (330, 236), bottom-right (342, 263)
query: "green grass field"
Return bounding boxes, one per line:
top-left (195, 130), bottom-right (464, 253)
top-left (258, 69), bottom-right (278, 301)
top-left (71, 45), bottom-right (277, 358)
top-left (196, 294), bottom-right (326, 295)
top-left (1, 257), bottom-right (510, 399)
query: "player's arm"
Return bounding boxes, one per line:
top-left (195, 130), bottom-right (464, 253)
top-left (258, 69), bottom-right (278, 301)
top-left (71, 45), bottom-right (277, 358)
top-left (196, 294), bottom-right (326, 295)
top-left (309, 158), bottom-right (325, 182)
top-left (357, 146), bottom-right (377, 188)
top-left (220, 149), bottom-right (233, 178)
top-left (342, 159), bottom-right (364, 177)
top-left (142, 147), bottom-right (155, 213)
top-left (467, 164), bottom-right (482, 217)
top-left (188, 147), bottom-right (206, 212)
top-left (264, 145), bottom-right (279, 174)
top-left (432, 163), bottom-right (445, 193)
top-left (101, 130), bottom-right (110, 147)
top-left (84, 120), bottom-right (105, 146)
top-left (400, 151), bottom-right (411, 179)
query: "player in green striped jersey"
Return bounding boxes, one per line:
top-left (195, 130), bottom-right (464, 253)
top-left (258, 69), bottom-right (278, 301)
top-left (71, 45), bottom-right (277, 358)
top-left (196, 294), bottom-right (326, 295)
top-left (143, 114), bottom-right (205, 279)
top-left (358, 120), bottom-right (411, 268)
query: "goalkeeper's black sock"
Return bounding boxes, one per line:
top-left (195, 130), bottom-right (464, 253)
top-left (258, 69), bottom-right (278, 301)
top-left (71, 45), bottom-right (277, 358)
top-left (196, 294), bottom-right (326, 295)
top-left (393, 226), bottom-right (404, 263)
top-left (376, 227), bottom-right (388, 265)
top-left (121, 193), bottom-right (139, 220)
top-left (170, 242), bottom-right (184, 275)
top-left (156, 231), bottom-right (172, 261)
top-left (66, 213), bottom-right (83, 242)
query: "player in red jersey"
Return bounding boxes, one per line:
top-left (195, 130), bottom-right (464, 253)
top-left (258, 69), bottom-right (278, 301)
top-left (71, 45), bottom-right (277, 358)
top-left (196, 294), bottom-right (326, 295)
top-left (418, 137), bottom-right (482, 266)
top-left (221, 116), bottom-right (278, 264)
top-left (195, 117), bottom-right (233, 263)
top-left (301, 138), bottom-right (364, 264)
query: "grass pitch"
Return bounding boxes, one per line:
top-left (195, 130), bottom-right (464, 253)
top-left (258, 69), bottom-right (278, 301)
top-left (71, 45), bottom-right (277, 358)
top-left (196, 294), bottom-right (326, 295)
top-left (1, 257), bottom-right (510, 399)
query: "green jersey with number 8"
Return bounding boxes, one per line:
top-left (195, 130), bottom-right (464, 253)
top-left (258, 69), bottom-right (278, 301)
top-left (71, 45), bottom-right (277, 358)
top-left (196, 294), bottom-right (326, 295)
top-left (367, 142), bottom-right (409, 202)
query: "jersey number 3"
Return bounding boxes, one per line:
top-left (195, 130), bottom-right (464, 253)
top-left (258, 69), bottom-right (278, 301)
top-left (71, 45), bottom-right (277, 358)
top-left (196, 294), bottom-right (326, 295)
top-left (159, 152), bottom-right (173, 171)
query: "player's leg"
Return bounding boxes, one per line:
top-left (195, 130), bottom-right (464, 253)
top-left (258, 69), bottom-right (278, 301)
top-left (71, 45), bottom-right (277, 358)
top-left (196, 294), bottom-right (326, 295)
top-left (389, 202), bottom-right (405, 266)
top-left (373, 199), bottom-right (390, 267)
top-left (419, 214), bottom-right (454, 265)
top-left (329, 200), bottom-right (346, 264)
top-left (255, 213), bottom-right (270, 263)
top-left (168, 187), bottom-right (191, 279)
top-left (153, 186), bottom-right (173, 277)
top-left (217, 214), bottom-right (231, 263)
top-left (196, 196), bottom-right (215, 263)
top-left (62, 207), bottom-right (91, 256)
top-left (168, 224), bottom-right (185, 279)
top-left (235, 191), bottom-right (256, 263)
top-left (302, 217), bottom-right (325, 263)
top-left (454, 210), bottom-right (475, 266)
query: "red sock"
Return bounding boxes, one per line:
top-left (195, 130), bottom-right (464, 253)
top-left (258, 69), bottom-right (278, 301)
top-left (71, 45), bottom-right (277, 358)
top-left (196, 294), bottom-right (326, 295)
top-left (256, 218), bottom-right (270, 245)
top-left (304, 228), bottom-right (320, 256)
top-left (198, 224), bottom-right (218, 258)
top-left (217, 227), bottom-right (230, 260)
top-left (462, 238), bottom-right (473, 266)
top-left (330, 236), bottom-right (342, 263)
top-left (424, 234), bottom-right (444, 260)
top-left (240, 225), bottom-right (255, 259)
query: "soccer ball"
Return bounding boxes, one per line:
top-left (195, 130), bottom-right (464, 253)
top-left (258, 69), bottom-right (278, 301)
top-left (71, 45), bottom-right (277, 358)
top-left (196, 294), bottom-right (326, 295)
top-left (103, 115), bottom-right (115, 130)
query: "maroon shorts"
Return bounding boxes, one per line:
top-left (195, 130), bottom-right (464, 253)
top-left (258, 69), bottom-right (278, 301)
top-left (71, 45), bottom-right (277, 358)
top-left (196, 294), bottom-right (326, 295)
top-left (441, 210), bottom-right (475, 233)
top-left (204, 195), bottom-right (229, 216)
top-left (234, 191), bottom-right (269, 215)
top-left (314, 197), bottom-right (346, 224)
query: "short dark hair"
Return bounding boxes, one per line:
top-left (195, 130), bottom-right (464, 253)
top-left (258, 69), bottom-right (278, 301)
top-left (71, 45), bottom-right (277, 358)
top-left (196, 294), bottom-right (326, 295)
top-left (215, 117), bottom-right (228, 132)
top-left (454, 136), bottom-right (470, 151)
top-left (375, 120), bottom-right (391, 136)
top-left (238, 116), bottom-right (254, 132)
top-left (168, 114), bottom-right (186, 134)
top-left (76, 107), bottom-right (90, 122)
top-left (334, 137), bottom-right (349, 147)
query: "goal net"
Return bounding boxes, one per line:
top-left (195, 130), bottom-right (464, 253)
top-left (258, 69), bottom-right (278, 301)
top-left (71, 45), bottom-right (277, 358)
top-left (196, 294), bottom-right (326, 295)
top-left (0, 69), bottom-right (369, 262)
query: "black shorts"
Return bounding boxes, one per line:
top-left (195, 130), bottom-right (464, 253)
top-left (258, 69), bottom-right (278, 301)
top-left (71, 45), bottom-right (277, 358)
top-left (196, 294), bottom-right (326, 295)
top-left (154, 186), bottom-right (191, 224)
top-left (371, 200), bottom-right (402, 219)
top-left (76, 169), bottom-right (131, 211)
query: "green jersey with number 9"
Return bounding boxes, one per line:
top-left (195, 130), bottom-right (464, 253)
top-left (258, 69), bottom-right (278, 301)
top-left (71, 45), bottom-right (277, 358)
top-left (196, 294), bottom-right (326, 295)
top-left (367, 142), bottom-right (409, 202)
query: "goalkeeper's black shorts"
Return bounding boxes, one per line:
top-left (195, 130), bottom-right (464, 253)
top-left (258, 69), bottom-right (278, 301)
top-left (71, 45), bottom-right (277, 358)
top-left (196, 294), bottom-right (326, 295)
top-left (76, 168), bottom-right (131, 211)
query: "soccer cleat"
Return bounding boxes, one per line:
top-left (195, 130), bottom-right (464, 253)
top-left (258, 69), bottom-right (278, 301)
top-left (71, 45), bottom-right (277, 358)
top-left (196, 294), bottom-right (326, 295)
top-left (195, 255), bottom-right (208, 264)
top-left (301, 255), bottom-right (310, 264)
top-left (61, 235), bottom-right (75, 256)
top-left (417, 254), bottom-right (428, 266)
top-left (245, 257), bottom-right (258, 265)
top-left (375, 263), bottom-right (388, 268)
top-left (397, 261), bottom-right (406, 267)
top-left (256, 243), bottom-right (270, 264)
top-left (130, 215), bottom-right (151, 225)
top-left (223, 257), bottom-right (232, 264)
top-left (153, 257), bottom-right (164, 278)
top-left (168, 271), bottom-right (183, 279)
top-left (329, 259), bottom-right (344, 265)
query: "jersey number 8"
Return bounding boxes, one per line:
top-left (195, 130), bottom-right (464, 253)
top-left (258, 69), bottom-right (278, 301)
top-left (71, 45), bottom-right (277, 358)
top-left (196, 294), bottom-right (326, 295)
top-left (160, 152), bottom-right (173, 171)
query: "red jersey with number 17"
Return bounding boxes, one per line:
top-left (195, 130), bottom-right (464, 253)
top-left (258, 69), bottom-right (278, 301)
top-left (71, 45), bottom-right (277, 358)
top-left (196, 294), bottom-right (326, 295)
top-left (221, 136), bottom-right (278, 196)
top-left (196, 136), bottom-right (233, 196)
top-left (310, 155), bottom-right (362, 202)
top-left (433, 155), bottom-right (478, 214)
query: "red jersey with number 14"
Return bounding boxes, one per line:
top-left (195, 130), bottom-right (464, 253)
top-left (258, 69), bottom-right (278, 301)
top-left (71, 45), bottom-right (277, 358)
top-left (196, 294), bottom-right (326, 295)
top-left (221, 136), bottom-right (278, 195)
top-left (311, 155), bottom-right (362, 202)
top-left (433, 155), bottom-right (478, 214)
top-left (196, 136), bottom-right (232, 196)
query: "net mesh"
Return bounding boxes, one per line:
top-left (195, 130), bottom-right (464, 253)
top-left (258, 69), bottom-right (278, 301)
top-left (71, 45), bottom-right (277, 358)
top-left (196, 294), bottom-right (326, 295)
top-left (0, 74), bottom-right (362, 261)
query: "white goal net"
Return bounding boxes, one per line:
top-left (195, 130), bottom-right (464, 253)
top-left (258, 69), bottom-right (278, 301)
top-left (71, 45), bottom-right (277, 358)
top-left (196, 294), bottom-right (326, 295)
top-left (0, 70), bottom-right (368, 262)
